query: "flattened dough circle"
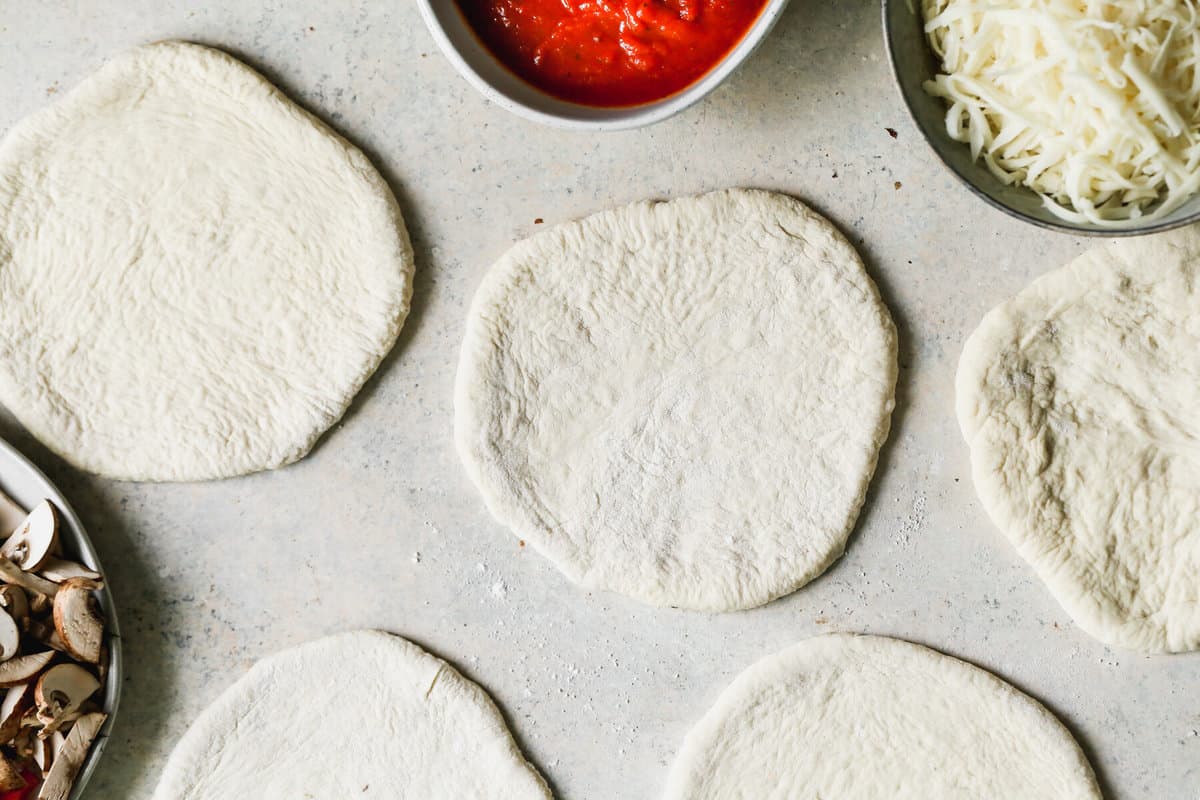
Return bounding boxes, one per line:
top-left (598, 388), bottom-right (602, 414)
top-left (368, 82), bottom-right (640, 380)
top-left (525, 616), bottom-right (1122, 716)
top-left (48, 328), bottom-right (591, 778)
top-left (456, 189), bottom-right (896, 611)
top-left (664, 634), bottom-right (1102, 799)
top-left (152, 631), bottom-right (551, 799)
top-left (958, 228), bottom-right (1200, 652)
top-left (0, 42), bottom-right (413, 481)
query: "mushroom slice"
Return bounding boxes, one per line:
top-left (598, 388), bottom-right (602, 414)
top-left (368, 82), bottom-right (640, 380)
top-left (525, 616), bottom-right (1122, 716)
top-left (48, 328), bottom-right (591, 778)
top-left (27, 621), bottom-right (66, 655)
top-left (0, 751), bottom-right (25, 792)
top-left (37, 558), bottom-right (100, 584)
top-left (0, 488), bottom-right (25, 539)
top-left (10, 729), bottom-right (31, 759)
top-left (28, 592), bottom-right (51, 619)
top-left (0, 560), bottom-right (58, 601)
top-left (0, 651), bottom-right (55, 689)
top-left (0, 682), bottom-right (33, 744)
top-left (0, 586), bottom-right (30, 633)
top-left (95, 644), bottom-right (109, 688)
top-left (34, 665), bottom-right (100, 736)
top-left (36, 711), bottom-right (105, 800)
top-left (52, 579), bottom-right (104, 665)
top-left (1, 501), bottom-right (59, 572)
top-left (0, 609), bottom-right (18, 663)
top-left (45, 731), bottom-right (64, 775)
top-left (33, 734), bottom-right (53, 777)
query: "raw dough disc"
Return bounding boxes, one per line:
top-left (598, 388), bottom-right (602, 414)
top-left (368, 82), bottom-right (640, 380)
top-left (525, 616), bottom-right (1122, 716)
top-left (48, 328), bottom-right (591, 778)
top-left (958, 229), bottom-right (1200, 652)
top-left (664, 634), bottom-right (1102, 799)
top-left (152, 631), bottom-right (551, 799)
top-left (456, 189), bottom-right (897, 611)
top-left (0, 42), bottom-right (413, 481)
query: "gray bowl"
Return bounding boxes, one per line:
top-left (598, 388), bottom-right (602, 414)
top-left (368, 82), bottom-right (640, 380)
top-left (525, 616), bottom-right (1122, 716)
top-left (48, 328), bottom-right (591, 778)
top-left (0, 437), bottom-right (121, 800)
top-left (882, 0), bottom-right (1200, 236)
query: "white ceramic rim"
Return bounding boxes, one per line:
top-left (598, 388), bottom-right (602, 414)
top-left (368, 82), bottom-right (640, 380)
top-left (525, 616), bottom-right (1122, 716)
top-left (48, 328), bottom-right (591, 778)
top-left (417, 0), bottom-right (792, 131)
top-left (0, 437), bottom-right (122, 800)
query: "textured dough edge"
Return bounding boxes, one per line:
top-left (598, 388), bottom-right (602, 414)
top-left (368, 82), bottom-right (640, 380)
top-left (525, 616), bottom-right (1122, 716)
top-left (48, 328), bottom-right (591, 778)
top-left (0, 41), bottom-right (414, 482)
top-left (663, 633), bottom-right (1102, 799)
top-left (150, 630), bottom-right (552, 800)
top-left (454, 189), bottom-right (898, 611)
top-left (955, 240), bottom-right (1188, 653)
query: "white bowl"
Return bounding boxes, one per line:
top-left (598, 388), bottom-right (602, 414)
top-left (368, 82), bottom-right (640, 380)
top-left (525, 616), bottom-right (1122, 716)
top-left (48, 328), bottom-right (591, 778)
top-left (418, 0), bottom-right (792, 131)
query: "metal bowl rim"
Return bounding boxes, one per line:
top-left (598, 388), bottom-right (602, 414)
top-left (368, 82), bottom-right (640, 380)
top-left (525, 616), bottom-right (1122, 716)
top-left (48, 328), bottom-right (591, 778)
top-left (0, 436), bottom-right (122, 800)
top-left (880, 0), bottom-right (1200, 237)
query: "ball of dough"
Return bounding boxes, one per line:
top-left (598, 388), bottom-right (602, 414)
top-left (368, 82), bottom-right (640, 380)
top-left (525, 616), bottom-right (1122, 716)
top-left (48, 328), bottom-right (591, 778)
top-left (958, 228), bottom-right (1200, 652)
top-left (0, 42), bottom-right (413, 481)
top-left (152, 631), bottom-right (551, 799)
top-left (456, 189), bottom-right (897, 610)
top-left (665, 634), bottom-right (1102, 799)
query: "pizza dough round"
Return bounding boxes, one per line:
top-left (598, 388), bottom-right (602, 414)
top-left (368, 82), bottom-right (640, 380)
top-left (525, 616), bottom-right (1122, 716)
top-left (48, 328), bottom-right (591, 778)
top-left (455, 190), bottom-right (896, 611)
top-left (664, 634), bottom-right (1102, 799)
top-left (958, 228), bottom-right (1200, 653)
top-left (0, 42), bottom-right (413, 481)
top-left (152, 631), bottom-right (551, 799)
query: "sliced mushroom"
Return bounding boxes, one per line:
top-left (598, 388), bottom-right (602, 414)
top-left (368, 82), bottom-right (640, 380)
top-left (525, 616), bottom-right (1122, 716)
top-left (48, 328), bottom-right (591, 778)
top-left (34, 665), bottom-right (99, 736)
top-left (33, 734), bottom-right (53, 777)
top-left (41, 706), bottom-right (93, 738)
top-left (0, 586), bottom-right (30, 633)
top-left (1, 501), bottom-right (59, 572)
top-left (11, 726), bottom-right (36, 761)
top-left (95, 644), bottom-right (109, 688)
top-left (0, 490), bottom-right (110, 800)
top-left (26, 621), bottom-right (66, 655)
top-left (46, 731), bottom-right (64, 774)
top-left (28, 592), bottom-right (51, 618)
top-left (37, 558), bottom-right (100, 585)
top-left (0, 609), bottom-right (18, 664)
top-left (0, 488), bottom-right (25, 540)
top-left (0, 651), bottom-right (55, 689)
top-left (52, 579), bottom-right (104, 665)
top-left (0, 682), bottom-right (33, 744)
top-left (36, 711), bottom-right (105, 800)
top-left (0, 751), bottom-right (25, 792)
top-left (18, 705), bottom-right (39, 730)
top-left (0, 559), bottom-right (58, 601)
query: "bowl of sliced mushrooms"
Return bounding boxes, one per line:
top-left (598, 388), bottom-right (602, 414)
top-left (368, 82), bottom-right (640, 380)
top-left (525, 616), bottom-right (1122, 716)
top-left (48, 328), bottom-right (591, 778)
top-left (0, 438), bottom-right (119, 800)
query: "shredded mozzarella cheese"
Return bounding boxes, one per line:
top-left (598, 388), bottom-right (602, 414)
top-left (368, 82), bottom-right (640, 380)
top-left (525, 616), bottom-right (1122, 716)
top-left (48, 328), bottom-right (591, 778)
top-left (922, 0), bottom-right (1200, 226)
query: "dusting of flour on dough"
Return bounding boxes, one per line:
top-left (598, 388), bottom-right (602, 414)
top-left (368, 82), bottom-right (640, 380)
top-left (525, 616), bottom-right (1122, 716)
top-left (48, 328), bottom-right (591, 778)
top-left (0, 42), bottom-right (413, 480)
top-left (456, 189), bottom-right (897, 611)
top-left (664, 634), bottom-right (1102, 798)
top-left (958, 227), bottom-right (1200, 653)
top-left (152, 631), bottom-right (550, 798)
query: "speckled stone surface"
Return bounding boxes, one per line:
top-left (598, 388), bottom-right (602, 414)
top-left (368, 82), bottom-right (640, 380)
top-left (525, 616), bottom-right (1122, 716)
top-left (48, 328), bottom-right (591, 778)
top-left (0, 2), bottom-right (1196, 798)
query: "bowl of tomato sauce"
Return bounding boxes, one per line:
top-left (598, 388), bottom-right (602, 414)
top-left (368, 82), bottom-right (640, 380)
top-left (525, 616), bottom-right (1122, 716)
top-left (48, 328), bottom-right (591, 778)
top-left (418, 0), bottom-right (791, 130)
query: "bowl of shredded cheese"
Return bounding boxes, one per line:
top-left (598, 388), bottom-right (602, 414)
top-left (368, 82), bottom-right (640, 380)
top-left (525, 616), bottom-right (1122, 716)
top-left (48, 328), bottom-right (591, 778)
top-left (884, 0), bottom-right (1200, 234)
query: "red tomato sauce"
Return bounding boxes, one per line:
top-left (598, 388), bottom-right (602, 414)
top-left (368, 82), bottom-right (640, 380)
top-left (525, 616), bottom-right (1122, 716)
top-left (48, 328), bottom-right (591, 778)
top-left (456, 0), bottom-right (771, 107)
top-left (0, 771), bottom-right (40, 800)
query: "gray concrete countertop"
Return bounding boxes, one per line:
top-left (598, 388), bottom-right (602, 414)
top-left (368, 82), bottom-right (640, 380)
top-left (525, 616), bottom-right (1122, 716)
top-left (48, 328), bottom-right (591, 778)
top-left (0, 2), bottom-right (1196, 797)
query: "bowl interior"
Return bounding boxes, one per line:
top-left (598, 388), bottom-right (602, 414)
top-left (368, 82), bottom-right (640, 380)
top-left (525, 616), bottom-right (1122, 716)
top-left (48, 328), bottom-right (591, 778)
top-left (421, 0), bottom-right (790, 130)
top-left (0, 438), bottom-right (121, 800)
top-left (883, 0), bottom-right (1200, 236)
